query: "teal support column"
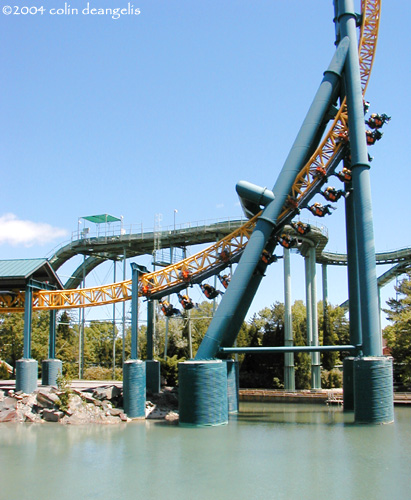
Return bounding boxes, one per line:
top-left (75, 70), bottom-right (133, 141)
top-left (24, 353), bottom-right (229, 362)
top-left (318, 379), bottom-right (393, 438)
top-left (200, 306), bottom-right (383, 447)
top-left (130, 263), bottom-right (140, 360)
top-left (225, 359), bottom-right (239, 414)
top-left (179, 360), bottom-right (228, 426)
top-left (48, 310), bottom-right (57, 359)
top-left (123, 360), bottom-right (146, 418)
top-left (146, 301), bottom-right (160, 393)
top-left (309, 246), bottom-right (321, 390)
top-left (196, 38), bottom-right (349, 359)
top-left (345, 175), bottom-right (362, 347)
top-left (124, 263), bottom-right (148, 417)
top-left (283, 248), bottom-right (295, 391)
top-left (23, 284), bottom-right (33, 359)
top-left (322, 264), bottom-right (328, 329)
top-left (146, 300), bottom-right (154, 360)
top-left (42, 310), bottom-right (62, 386)
top-left (338, 0), bottom-right (380, 356)
top-left (337, 0), bottom-right (393, 423)
top-left (305, 254), bottom-right (313, 355)
top-left (16, 283), bottom-right (38, 393)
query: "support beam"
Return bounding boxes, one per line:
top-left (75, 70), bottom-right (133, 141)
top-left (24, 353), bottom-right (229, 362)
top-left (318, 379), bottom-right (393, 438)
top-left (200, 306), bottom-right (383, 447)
top-left (48, 310), bottom-right (57, 359)
top-left (309, 246), bottom-right (321, 389)
top-left (23, 284), bottom-right (33, 359)
top-left (338, 0), bottom-right (381, 356)
top-left (283, 248), bottom-right (295, 391)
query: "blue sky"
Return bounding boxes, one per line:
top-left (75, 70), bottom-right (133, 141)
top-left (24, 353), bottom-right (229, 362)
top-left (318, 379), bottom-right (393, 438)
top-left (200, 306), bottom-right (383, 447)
top-left (1, 0), bottom-right (409, 327)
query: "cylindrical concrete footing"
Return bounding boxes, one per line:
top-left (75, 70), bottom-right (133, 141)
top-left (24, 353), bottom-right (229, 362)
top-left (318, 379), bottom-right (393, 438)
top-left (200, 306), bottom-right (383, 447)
top-left (146, 360), bottom-right (161, 394)
top-left (123, 360), bottom-right (146, 418)
top-left (343, 357), bottom-right (355, 411)
top-left (41, 359), bottom-right (63, 386)
top-left (16, 359), bottom-right (38, 394)
top-left (179, 360), bottom-right (228, 427)
top-left (225, 359), bottom-right (239, 414)
top-left (354, 357), bottom-right (394, 424)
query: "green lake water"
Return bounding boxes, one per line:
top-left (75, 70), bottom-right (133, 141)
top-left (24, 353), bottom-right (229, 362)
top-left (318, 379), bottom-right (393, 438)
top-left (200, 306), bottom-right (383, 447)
top-left (0, 403), bottom-right (410, 500)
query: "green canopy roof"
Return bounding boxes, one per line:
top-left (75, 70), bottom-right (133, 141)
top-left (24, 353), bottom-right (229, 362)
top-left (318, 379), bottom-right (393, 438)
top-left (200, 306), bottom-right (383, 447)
top-left (0, 259), bottom-right (63, 289)
top-left (81, 214), bottom-right (121, 224)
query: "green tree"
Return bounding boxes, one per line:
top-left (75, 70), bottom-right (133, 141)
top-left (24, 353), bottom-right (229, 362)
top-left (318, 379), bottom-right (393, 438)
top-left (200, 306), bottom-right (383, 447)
top-left (0, 313), bottom-right (24, 376)
top-left (383, 271), bottom-right (411, 388)
top-left (56, 311), bottom-right (78, 378)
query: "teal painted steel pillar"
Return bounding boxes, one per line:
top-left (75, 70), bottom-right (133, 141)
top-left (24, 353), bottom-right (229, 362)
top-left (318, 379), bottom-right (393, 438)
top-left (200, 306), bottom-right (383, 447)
top-left (309, 246), bottom-right (321, 389)
top-left (146, 301), bottom-right (160, 393)
top-left (42, 310), bottom-right (62, 386)
top-left (225, 359), bottom-right (239, 414)
top-left (196, 38), bottom-right (349, 359)
top-left (16, 283), bottom-right (38, 393)
top-left (283, 248), bottom-right (295, 391)
top-left (23, 283), bottom-right (33, 359)
top-left (344, 181), bottom-right (360, 411)
top-left (322, 264), bottom-right (328, 328)
top-left (130, 263), bottom-right (140, 360)
top-left (345, 175), bottom-right (362, 347)
top-left (338, 0), bottom-right (393, 423)
top-left (179, 360), bottom-right (228, 426)
top-left (146, 300), bottom-right (154, 360)
top-left (48, 310), bottom-right (57, 359)
top-left (338, 0), bottom-right (380, 356)
top-left (124, 263), bottom-right (147, 417)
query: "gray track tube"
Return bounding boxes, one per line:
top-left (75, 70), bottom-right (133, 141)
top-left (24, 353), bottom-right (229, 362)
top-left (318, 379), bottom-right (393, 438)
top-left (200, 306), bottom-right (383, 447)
top-left (236, 181), bottom-right (275, 206)
top-left (337, 0), bottom-right (381, 356)
top-left (196, 39), bottom-right (349, 359)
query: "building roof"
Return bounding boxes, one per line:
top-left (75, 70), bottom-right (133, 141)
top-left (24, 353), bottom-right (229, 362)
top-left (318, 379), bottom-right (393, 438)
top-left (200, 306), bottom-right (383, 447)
top-left (0, 259), bottom-right (63, 290)
top-left (81, 214), bottom-right (121, 224)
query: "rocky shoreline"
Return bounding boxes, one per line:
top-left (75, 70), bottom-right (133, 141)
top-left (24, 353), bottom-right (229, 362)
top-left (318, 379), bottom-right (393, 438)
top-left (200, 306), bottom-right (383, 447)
top-left (0, 385), bottom-right (179, 424)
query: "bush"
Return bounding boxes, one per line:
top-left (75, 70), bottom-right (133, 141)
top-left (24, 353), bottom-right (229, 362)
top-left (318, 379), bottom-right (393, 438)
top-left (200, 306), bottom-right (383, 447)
top-left (56, 371), bottom-right (72, 412)
top-left (83, 366), bottom-right (123, 381)
top-left (321, 368), bottom-right (343, 389)
top-left (160, 355), bottom-right (184, 387)
top-left (0, 362), bottom-right (10, 380)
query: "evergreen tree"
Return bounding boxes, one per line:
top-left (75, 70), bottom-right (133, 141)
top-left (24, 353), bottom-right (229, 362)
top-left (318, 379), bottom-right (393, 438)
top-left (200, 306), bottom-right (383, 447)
top-left (383, 271), bottom-right (411, 388)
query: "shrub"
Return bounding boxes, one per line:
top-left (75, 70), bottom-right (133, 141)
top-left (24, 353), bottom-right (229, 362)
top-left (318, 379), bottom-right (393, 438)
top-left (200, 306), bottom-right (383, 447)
top-left (321, 368), bottom-right (343, 389)
top-left (160, 355), bottom-right (184, 387)
top-left (0, 362), bottom-right (10, 380)
top-left (56, 371), bottom-right (72, 412)
top-left (83, 366), bottom-right (123, 381)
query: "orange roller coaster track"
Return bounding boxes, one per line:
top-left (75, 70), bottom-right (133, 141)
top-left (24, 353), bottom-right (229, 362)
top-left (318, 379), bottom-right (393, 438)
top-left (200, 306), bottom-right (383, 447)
top-left (0, 0), bottom-right (380, 313)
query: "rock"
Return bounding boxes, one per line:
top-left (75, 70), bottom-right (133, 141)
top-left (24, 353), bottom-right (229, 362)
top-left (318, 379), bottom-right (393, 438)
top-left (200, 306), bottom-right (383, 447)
top-left (36, 390), bottom-right (60, 409)
top-left (92, 386), bottom-right (121, 401)
top-left (81, 393), bottom-right (97, 404)
top-left (108, 408), bottom-right (123, 417)
top-left (0, 410), bottom-right (18, 423)
top-left (0, 397), bottom-right (17, 411)
top-left (42, 409), bottom-right (64, 422)
top-left (0, 389), bottom-right (4, 401)
top-left (119, 413), bottom-right (128, 422)
top-left (165, 411), bottom-right (179, 422)
top-left (24, 411), bottom-right (43, 423)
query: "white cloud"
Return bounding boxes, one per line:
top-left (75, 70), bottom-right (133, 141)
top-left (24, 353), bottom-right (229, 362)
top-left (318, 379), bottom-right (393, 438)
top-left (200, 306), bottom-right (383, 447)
top-left (216, 203), bottom-right (225, 209)
top-left (0, 213), bottom-right (68, 247)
